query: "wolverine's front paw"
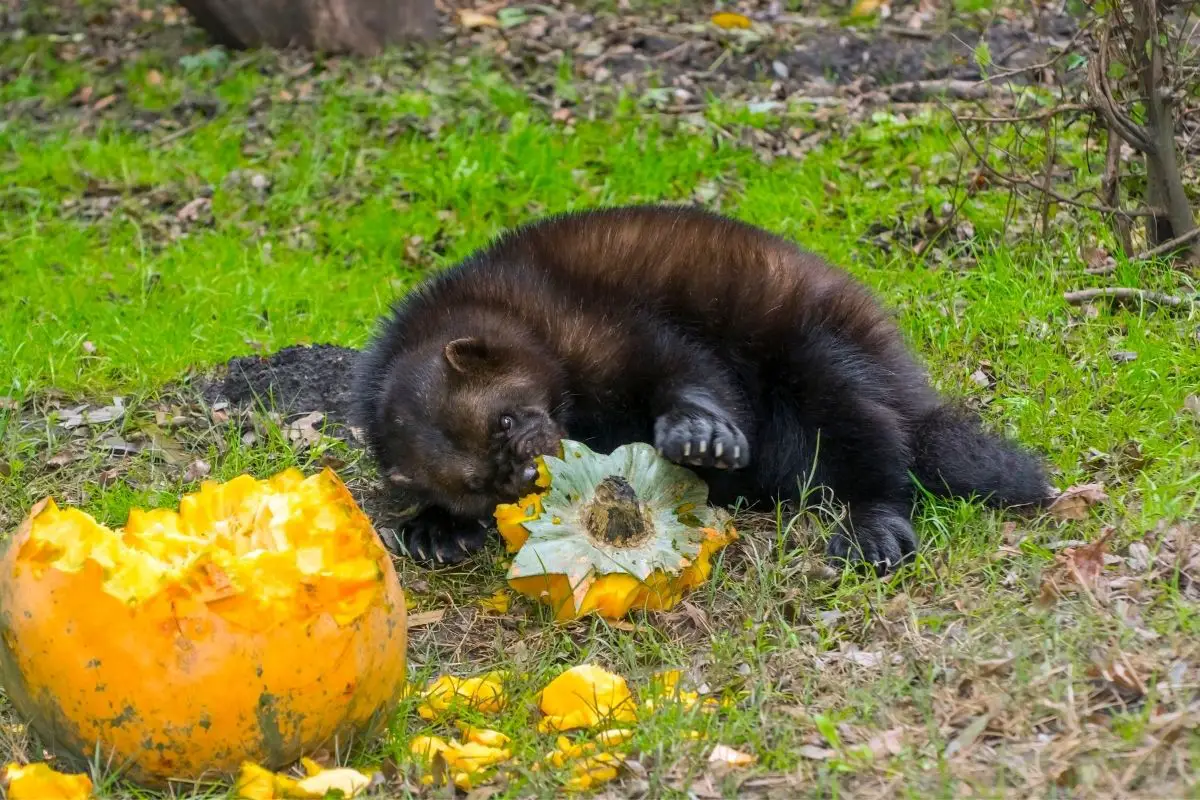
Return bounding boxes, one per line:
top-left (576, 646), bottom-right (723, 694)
top-left (826, 503), bottom-right (918, 575)
top-left (654, 404), bottom-right (750, 470)
top-left (397, 507), bottom-right (489, 566)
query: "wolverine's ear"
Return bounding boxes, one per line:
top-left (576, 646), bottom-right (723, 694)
top-left (443, 337), bottom-right (493, 374)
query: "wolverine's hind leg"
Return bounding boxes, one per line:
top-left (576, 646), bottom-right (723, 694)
top-left (766, 389), bottom-right (920, 574)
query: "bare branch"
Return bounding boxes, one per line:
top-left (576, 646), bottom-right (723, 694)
top-left (1134, 227), bottom-right (1200, 260)
top-left (1087, 30), bottom-right (1154, 152)
top-left (947, 112), bottom-right (1157, 218)
top-left (956, 104), bottom-right (1091, 124)
top-left (1063, 287), bottom-right (1191, 307)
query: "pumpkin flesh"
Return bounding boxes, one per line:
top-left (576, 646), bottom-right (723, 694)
top-left (0, 468), bottom-right (407, 787)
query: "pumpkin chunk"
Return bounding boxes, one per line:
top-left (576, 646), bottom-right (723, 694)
top-left (496, 440), bottom-right (737, 621)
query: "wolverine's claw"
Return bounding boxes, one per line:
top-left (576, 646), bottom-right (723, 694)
top-left (698, 439), bottom-right (707, 454)
top-left (714, 441), bottom-right (724, 458)
top-left (400, 509), bottom-right (491, 567)
top-left (733, 445), bottom-right (741, 463)
top-left (683, 442), bottom-right (692, 457)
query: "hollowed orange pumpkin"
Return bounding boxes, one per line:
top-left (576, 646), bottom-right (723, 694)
top-left (0, 468), bottom-right (407, 787)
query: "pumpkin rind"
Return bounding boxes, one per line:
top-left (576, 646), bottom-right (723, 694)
top-left (501, 440), bottom-right (736, 621)
top-left (0, 468), bottom-right (407, 788)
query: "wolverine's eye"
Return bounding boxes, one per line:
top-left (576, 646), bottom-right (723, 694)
top-left (499, 414), bottom-right (514, 432)
top-left (464, 476), bottom-right (486, 492)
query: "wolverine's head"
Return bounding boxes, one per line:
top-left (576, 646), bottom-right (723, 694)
top-left (371, 335), bottom-right (568, 519)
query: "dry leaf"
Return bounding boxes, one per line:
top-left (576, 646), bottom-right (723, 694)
top-left (1080, 245), bottom-right (1116, 274)
top-left (46, 451), bottom-right (77, 469)
top-left (407, 608), bottom-right (446, 628)
top-left (796, 744), bottom-right (836, 760)
top-left (1047, 483), bottom-right (1108, 521)
top-left (708, 744), bottom-right (756, 767)
top-left (865, 728), bottom-right (904, 759)
top-left (459, 9), bottom-right (500, 28)
top-left (710, 12), bottom-right (752, 29)
top-left (92, 94), bottom-right (116, 111)
top-left (285, 411), bottom-right (325, 448)
top-left (944, 714), bottom-right (990, 759)
top-left (1184, 395), bottom-right (1200, 422)
top-left (146, 69), bottom-right (163, 86)
top-left (176, 197), bottom-right (211, 222)
top-left (1038, 527), bottom-right (1116, 606)
top-left (1089, 648), bottom-right (1149, 701)
top-left (183, 459), bottom-right (212, 482)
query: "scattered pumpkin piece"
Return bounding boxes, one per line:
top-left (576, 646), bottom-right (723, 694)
top-left (410, 732), bottom-right (511, 791)
top-left (595, 728), bottom-right (635, 748)
top-left (455, 723), bottom-right (512, 748)
top-left (711, 11), bottom-right (752, 28)
top-left (539, 664), bottom-right (639, 733)
top-left (643, 668), bottom-right (703, 712)
top-left (418, 672), bottom-right (508, 719)
top-left (3, 762), bottom-right (93, 800)
top-left (563, 751), bottom-right (625, 792)
top-left (294, 759), bottom-right (371, 797)
top-left (708, 743), bottom-right (756, 768)
top-left (478, 589), bottom-right (511, 614)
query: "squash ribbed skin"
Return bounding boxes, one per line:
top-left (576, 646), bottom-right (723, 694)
top-left (0, 471), bottom-right (407, 788)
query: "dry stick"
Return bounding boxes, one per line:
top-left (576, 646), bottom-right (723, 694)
top-left (957, 103), bottom-right (1090, 124)
top-left (1063, 287), bottom-right (1190, 307)
top-left (1134, 226), bottom-right (1200, 260)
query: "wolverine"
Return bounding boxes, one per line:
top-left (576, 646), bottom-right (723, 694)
top-left (353, 205), bottom-right (1053, 572)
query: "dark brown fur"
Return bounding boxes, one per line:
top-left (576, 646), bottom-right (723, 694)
top-left (354, 205), bottom-right (1053, 570)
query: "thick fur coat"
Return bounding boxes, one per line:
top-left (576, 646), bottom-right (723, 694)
top-left (354, 205), bottom-right (1052, 571)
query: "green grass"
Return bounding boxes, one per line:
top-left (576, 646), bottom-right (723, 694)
top-left (2, 5), bottom-right (1199, 799)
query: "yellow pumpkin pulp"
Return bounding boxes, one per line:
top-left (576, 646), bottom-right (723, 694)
top-left (0, 468), bottom-right (407, 787)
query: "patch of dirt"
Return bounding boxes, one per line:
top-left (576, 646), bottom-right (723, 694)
top-left (205, 343), bottom-right (361, 426)
top-left (4, 0), bottom-right (1083, 135)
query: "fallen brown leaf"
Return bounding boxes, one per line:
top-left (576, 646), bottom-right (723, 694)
top-left (458, 9), bottom-right (500, 28)
top-left (407, 609), bottom-right (446, 629)
top-left (1184, 395), bottom-right (1200, 422)
top-left (1038, 527), bottom-right (1116, 606)
top-left (864, 728), bottom-right (904, 759)
top-left (1047, 482), bottom-right (1108, 521)
top-left (46, 451), bottom-right (78, 470)
top-left (285, 411), bottom-right (325, 448)
top-left (146, 69), bottom-right (163, 86)
top-left (183, 459), bottom-right (212, 482)
top-left (796, 744), bottom-right (835, 760)
top-left (176, 197), bottom-right (211, 222)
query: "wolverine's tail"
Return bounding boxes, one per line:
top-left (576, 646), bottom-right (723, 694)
top-left (910, 405), bottom-right (1053, 508)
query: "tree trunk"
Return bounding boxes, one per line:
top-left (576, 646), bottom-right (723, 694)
top-left (176, 0), bottom-right (437, 56)
top-left (1131, 0), bottom-right (1198, 260)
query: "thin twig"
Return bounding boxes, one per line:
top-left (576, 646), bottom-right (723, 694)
top-left (154, 119), bottom-right (207, 146)
top-left (947, 111), bottom-right (1156, 218)
top-left (1063, 287), bottom-right (1190, 307)
top-left (956, 103), bottom-right (1090, 124)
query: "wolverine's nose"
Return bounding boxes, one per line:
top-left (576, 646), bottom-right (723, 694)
top-left (521, 464), bottom-right (539, 484)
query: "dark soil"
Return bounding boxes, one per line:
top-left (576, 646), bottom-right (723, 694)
top-left (206, 343), bottom-right (361, 426)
